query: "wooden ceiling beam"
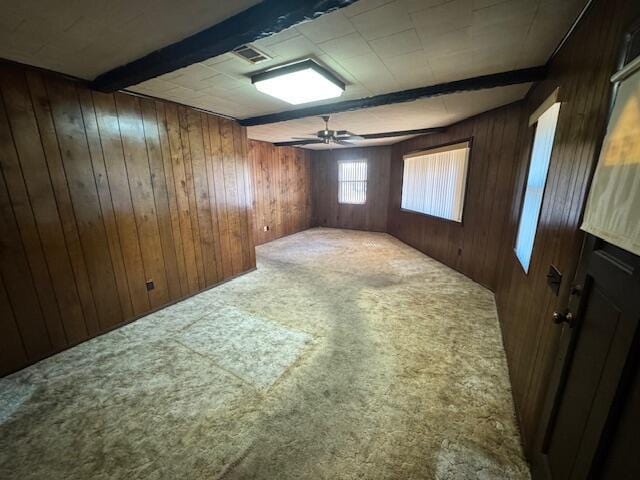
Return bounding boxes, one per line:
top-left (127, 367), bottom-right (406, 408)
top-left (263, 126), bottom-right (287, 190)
top-left (239, 66), bottom-right (547, 126)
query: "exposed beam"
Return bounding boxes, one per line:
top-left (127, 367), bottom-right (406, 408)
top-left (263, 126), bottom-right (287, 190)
top-left (239, 66), bottom-right (547, 126)
top-left (91, 0), bottom-right (359, 92)
top-left (273, 127), bottom-right (446, 147)
top-left (360, 127), bottom-right (447, 139)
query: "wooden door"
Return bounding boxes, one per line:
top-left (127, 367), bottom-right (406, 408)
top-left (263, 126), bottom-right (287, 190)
top-left (533, 237), bottom-right (640, 479)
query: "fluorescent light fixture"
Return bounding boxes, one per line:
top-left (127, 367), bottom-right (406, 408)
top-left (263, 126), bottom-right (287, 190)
top-left (251, 59), bottom-right (345, 105)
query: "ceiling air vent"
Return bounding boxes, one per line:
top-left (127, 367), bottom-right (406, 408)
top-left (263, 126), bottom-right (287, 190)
top-left (232, 44), bottom-right (271, 64)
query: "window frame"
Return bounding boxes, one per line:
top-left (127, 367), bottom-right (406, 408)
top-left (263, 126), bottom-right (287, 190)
top-left (513, 98), bottom-right (561, 274)
top-left (337, 159), bottom-right (368, 205)
top-left (399, 138), bottom-right (473, 225)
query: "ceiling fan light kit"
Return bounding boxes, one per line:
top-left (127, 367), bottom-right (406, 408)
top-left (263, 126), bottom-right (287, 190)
top-left (251, 59), bottom-right (345, 105)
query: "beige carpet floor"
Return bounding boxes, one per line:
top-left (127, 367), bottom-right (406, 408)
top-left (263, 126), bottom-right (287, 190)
top-left (0, 228), bottom-right (529, 479)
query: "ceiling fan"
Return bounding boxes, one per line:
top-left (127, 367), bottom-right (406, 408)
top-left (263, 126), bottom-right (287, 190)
top-left (273, 116), bottom-right (446, 147)
top-left (284, 115), bottom-right (363, 146)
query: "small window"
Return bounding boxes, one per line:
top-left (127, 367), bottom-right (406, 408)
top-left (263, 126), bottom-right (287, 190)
top-left (338, 160), bottom-right (367, 204)
top-left (515, 101), bottom-right (561, 272)
top-left (401, 142), bottom-right (470, 222)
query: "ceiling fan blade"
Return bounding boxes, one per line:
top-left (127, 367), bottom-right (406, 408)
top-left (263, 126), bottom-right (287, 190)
top-left (291, 136), bottom-right (318, 140)
top-left (274, 139), bottom-right (324, 147)
top-left (360, 126), bottom-right (446, 140)
top-left (334, 130), bottom-right (365, 140)
top-left (335, 139), bottom-right (355, 146)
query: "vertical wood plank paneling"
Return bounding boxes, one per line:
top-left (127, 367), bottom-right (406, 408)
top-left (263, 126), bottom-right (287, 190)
top-left (386, 102), bottom-right (523, 291)
top-left (47, 78), bottom-right (123, 331)
top-left (163, 104), bottom-right (200, 294)
top-left (156, 102), bottom-right (189, 297)
top-left (0, 69), bottom-right (67, 350)
top-left (92, 91), bottom-right (150, 315)
top-left (0, 276), bottom-right (27, 376)
top-left (184, 108), bottom-right (218, 286)
top-left (178, 106), bottom-right (206, 290)
top-left (0, 169), bottom-right (52, 360)
top-left (1, 67), bottom-right (89, 344)
top-left (231, 122), bottom-right (252, 270)
top-left (219, 119), bottom-right (244, 273)
top-left (0, 62), bottom-right (256, 375)
top-left (312, 146), bottom-right (391, 233)
top-left (238, 126), bottom-right (256, 267)
top-left (55, 84), bottom-right (114, 328)
top-left (114, 93), bottom-right (169, 309)
top-left (204, 115), bottom-right (234, 278)
top-left (139, 99), bottom-right (182, 301)
top-left (200, 112), bottom-right (224, 281)
top-left (248, 140), bottom-right (313, 245)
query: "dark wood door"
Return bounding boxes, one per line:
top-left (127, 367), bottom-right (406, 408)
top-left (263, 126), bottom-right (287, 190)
top-left (534, 237), bottom-right (640, 479)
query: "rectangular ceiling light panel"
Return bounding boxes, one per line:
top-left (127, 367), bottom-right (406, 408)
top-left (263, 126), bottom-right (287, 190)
top-left (251, 60), bottom-right (345, 105)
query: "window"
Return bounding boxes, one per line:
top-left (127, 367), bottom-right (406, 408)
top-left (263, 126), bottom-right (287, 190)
top-left (515, 100), bottom-right (561, 272)
top-left (338, 160), bottom-right (367, 204)
top-left (400, 142), bottom-right (470, 222)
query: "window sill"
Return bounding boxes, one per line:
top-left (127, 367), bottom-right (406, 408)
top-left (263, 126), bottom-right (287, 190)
top-left (399, 208), bottom-right (463, 225)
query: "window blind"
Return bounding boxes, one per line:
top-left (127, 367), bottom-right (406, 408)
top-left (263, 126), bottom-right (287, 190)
top-left (338, 160), bottom-right (367, 204)
top-left (401, 143), bottom-right (470, 222)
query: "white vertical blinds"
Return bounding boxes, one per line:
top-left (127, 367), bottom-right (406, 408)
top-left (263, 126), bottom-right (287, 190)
top-left (515, 102), bottom-right (561, 272)
top-left (400, 143), bottom-right (470, 222)
top-left (338, 160), bottom-right (367, 204)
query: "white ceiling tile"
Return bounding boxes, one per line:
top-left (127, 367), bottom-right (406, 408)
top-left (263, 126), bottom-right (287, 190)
top-left (419, 27), bottom-right (472, 58)
top-left (428, 50), bottom-right (477, 83)
top-left (264, 34), bottom-right (323, 59)
top-left (349, 1), bottom-right (414, 40)
top-left (382, 50), bottom-right (434, 88)
top-left (318, 32), bottom-right (373, 62)
top-left (342, 0), bottom-right (395, 18)
top-left (370, 29), bottom-right (422, 58)
top-left (336, 53), bottom-right (400, 94)
top-left (410, 0), bottom-right (473, 37)
top-left (316, 54), bottom-right (359, 84)
top-left (399, 0), bottom-right (453, 13)
top-left (472, 0), bottom-right (538, 30)
top-left (295, 11), bottom-right (355, 43)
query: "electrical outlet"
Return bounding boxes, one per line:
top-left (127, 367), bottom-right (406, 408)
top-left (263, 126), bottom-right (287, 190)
top-left (146, 280), bottom-right (155, 291)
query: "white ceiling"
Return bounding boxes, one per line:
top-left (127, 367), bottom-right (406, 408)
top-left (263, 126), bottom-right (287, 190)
top-left (0, 0), bottom-right (587, 149)
top-left (0, 0), bottom-right (261, 79)
top-left (251, 83), bottom-right (531, 149)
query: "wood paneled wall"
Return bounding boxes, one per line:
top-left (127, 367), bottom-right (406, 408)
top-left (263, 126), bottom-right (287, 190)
top-left (0, 62), bottom-right (255, 375)
top-left (387, 103), bottom-right (523, 291)
top-left (248, 139), bottom-right (313, 245)
top-left (312, 146), bottom-right (390, 232)
top-left (495, 0), bottom-right (639, 452)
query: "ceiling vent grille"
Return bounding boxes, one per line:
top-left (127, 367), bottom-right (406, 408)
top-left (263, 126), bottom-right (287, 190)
top-left (232, 44), bottom-right (271, 64)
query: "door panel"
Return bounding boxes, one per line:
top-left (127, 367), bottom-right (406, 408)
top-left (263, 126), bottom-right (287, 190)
top-left (547, 287), bottom-right (622, 479)
top-left (534, 237), bottom-right (640, 479)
